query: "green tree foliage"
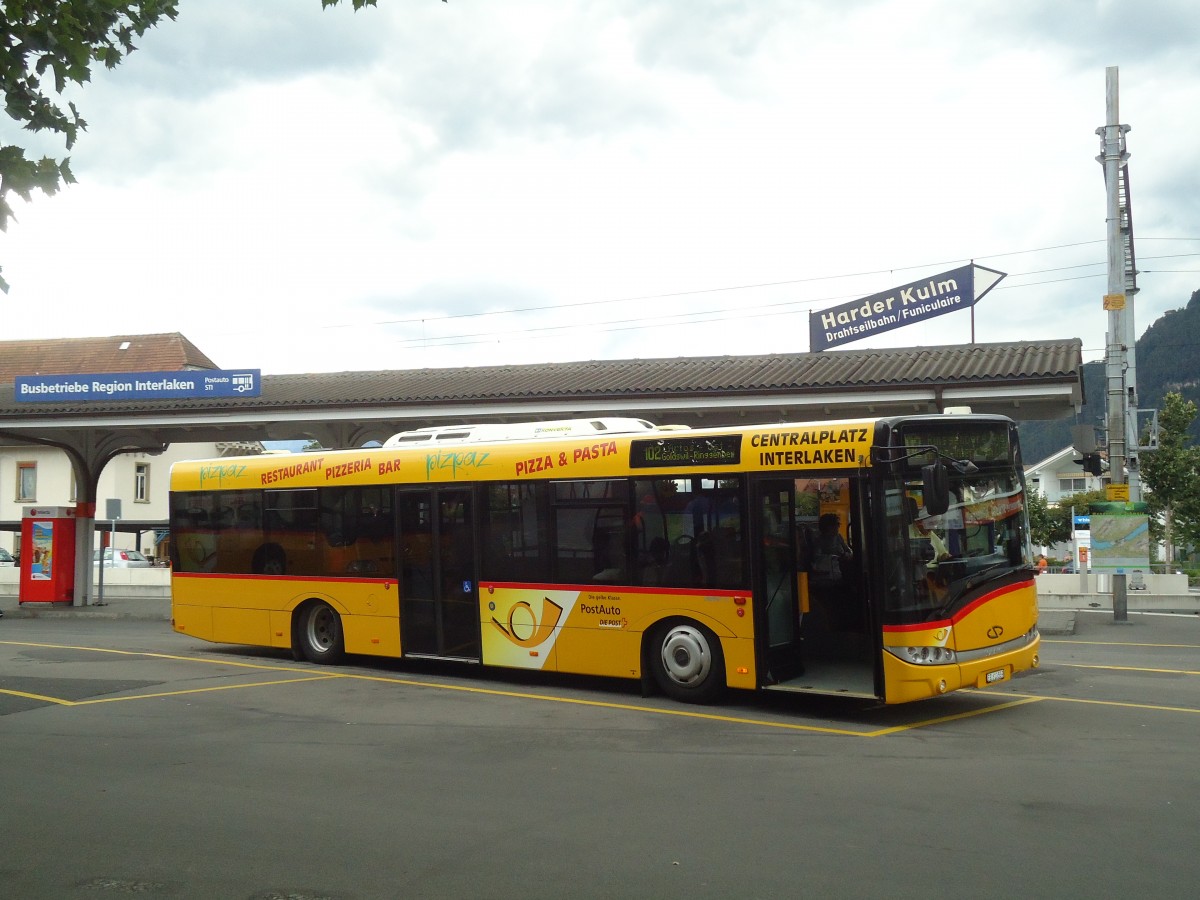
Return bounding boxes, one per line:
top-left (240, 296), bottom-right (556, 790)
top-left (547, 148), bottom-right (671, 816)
top-left (1028, 486), bottom-right (1106, 550)
top-left (1018, 288), bottom-right (1200, 463)
top-left (1139, 392), bottom-right (1200, 561)
top-left (1026, 488), bottom-right (1065, 548)
top-left (0, 0), bottom-right (383, 292)
top-left (1, 3), bottom-right (181, 236)
top-left (1132, 291), bottom-right (1200, 445)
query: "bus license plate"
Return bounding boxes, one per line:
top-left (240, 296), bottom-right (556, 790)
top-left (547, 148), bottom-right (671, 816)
top-left (983, 668), bottom-right (1006, 685)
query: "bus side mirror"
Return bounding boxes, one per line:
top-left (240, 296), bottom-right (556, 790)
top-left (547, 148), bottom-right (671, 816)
top-left (922, 462), bottom-right (950, 516)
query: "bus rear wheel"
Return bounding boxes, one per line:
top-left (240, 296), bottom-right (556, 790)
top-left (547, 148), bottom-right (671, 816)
top-left (298, 601), bottom-right (345, 665)
top-left (650, 620), bottom-right (724, 703)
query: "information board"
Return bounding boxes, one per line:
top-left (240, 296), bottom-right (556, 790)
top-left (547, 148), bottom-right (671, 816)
top-left (15, 369), bottom-right (261, 402)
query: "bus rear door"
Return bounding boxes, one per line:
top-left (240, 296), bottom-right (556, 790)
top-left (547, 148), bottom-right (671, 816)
top-left (396, 487), bottom-right (481, 661)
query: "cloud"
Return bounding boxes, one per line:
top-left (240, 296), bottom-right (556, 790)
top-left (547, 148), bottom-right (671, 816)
top-left (3, 0), bottom-right (1198, 377)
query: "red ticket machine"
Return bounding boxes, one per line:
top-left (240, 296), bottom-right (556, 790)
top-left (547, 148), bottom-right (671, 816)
top-left (20, 506), bottom-right (78, 606)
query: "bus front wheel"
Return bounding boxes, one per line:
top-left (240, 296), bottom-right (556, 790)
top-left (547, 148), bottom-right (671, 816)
top-left (298, 601), bottom-right (345, 665)
top-left (650, 620), bottom-right (724, 703)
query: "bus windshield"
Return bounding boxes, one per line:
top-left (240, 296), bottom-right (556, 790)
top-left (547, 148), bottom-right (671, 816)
top-left (882, 467), bottom-right (1031, 622)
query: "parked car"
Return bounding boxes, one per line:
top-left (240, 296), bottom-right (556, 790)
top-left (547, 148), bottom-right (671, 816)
top-left (0, 547), bottom-right (14, 567)
top-left (93, 548), bottom-right (152, 568)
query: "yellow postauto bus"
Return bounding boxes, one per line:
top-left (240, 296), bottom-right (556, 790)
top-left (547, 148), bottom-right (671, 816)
top-left (169, 413), bottom-right (1040, 704)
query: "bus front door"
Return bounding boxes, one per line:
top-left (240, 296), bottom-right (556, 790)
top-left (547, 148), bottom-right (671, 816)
top-left (756, 479), bottom-right (804, 683)
top-left (396, 487), bottom-right (481, 661)
top-left (756, 476), bottom-right (878, 699)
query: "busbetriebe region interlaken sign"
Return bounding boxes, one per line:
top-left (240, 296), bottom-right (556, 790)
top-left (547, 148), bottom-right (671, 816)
top-left (808, 263), bottom-right (1006, 351)
top-left (14, 369), bottom-right (262, 402)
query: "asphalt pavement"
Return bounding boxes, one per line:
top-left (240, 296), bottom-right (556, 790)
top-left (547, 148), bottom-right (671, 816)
top-left (0, 593), bottom-right (170, 620)
top-left (3, 608), bottom-right (1200, 898)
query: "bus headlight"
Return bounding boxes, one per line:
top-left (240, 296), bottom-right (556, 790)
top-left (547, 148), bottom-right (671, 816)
top-left (887, 645), bottom-right (957, 665)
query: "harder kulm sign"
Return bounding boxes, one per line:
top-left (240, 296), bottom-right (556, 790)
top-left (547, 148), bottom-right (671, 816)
top-left (14, 369), bottom-right (261, 402)
top-left (809, 263), bottom-right (1006, 351)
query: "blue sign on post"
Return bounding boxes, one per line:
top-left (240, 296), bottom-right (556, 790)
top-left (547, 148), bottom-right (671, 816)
top-left (14, 369), bottom-right (262, 402)
top-left (808, 263), bottom-right (1006, 351)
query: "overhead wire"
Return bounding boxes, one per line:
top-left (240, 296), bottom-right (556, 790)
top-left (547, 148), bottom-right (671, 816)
top-left (387, 247), bottom-right (1200, 350)
top-left (204, 237), bottom-right (1199, 348)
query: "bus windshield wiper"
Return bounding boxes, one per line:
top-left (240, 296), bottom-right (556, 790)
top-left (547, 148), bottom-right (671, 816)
top-left (927, 561), bottom-right (1014, 620)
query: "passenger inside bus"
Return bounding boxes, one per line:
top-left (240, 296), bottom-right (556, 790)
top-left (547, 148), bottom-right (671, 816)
top-left (640, 537), bottom-right (671, 585)
top-left (592, 527), bottom-right (626, 583)
top-left (807, 512), bottom-right (858, 630)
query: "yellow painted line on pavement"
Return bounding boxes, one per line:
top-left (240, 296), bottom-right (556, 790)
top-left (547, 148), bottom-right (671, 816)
top-left (1043, 639), bottom-right (1200, 649)
top-left (0, 676), bottom-right (337, 706)
top-left (987, 689), bottom-right (1200, 715)
top-left (70, 675), bottom-right (342, 705)
top-left (193, 670), bottom-right (1041, 737)
top-left (1, 638), bottom-right (1039, 736)
top-left (861, 695), bottom-right (1045, 736)
top-left (0, 639), bottom-right (315, 673)
top-left (360, 681), bottom-right (883, 735)
top-left (1058, 662), bottom-right (1200, 676)
top-left (0, 687), bottom-right (77, 705)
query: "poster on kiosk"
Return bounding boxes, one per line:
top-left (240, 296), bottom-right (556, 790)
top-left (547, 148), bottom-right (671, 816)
top-left (20, 506), bottom-right (78, 605)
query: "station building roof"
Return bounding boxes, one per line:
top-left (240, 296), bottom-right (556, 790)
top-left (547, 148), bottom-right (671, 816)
top-left (0, 337), bottom-right (1084, 450)
top-left (0, 333), bottom-right (217, 381)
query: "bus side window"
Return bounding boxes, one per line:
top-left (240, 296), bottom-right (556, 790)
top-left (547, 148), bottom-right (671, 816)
top-left (591, 514), bottom-right (627, 583)
top-left (481, 483), bottom-right (546, 583)
top-left (655, 478), bottom-right (745, 589)
top-left (320, 494), bottom-right (354, 548)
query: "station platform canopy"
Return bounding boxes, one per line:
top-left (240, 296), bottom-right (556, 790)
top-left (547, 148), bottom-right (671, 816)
top-left (1, 338), bottom-right (1084, 452)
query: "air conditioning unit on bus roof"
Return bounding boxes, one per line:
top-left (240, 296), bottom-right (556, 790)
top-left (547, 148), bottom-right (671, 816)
top-left (383, 417), bottom-right (685, 447)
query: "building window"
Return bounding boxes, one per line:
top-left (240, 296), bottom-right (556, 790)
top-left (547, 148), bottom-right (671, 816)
top-left (134, 463), bottom-right (150, 503)
top-left (17, 462), bottom-right (37, 502)
top-left (1058, 477), bottom-right (1087, 494)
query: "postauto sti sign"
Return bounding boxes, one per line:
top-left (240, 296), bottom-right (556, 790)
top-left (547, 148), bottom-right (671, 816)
top-left (15, 369), bottom-right (261, 402)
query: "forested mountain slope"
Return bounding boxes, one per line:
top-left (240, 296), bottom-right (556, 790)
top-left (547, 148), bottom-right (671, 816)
top-left (1018, 287), bottom-right (1200, 465)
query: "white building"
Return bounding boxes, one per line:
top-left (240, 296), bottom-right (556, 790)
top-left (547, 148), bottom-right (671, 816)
top-left (1, 440), bottom-right (262, 561)
top-left (1024, 445), bottom-right (1107, 504)
top-left (1024, 445), bottom-right (1108, 562)
top-left (1, 333), bottom-right (264, 561)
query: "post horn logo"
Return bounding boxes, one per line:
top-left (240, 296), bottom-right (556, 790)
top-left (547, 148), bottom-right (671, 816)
top-left (492, 597), bottom-right (564, 648)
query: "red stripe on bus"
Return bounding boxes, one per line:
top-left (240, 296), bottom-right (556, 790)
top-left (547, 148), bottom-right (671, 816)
top-left (172, 572), bottom-right (393, 586)
top-left (172, 572), bottom-right (747, 599)
top-left (481, 581), bottom-right (745, 598)
top-left (882, 578), bottom-right (1033, 634)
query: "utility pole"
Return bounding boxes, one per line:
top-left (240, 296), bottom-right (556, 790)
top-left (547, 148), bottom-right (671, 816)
top-left (1096, 65), bottom-right (1138, 622)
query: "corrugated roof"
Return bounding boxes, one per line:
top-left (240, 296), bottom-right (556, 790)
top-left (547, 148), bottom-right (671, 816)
top-left (0, 338), bottom-right (1083, 423)
top-left (0, 333), bottom-right (218, 381)
top-left (243, 339), bottom-right (1082, 407)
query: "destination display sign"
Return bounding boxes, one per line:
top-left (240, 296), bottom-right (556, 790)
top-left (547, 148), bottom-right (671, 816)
top-left (809, 263), bottom-right (1006, 351)
top-left (15, 369), bottom-right (262, 403)
top-left (630, 435), bottom-right (742, 468)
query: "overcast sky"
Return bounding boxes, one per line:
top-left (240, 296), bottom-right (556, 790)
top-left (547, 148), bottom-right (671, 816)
top-left (3, 0), bottom-right (1199, 374)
